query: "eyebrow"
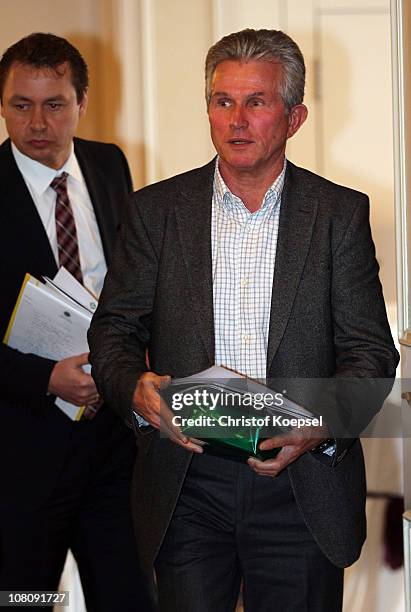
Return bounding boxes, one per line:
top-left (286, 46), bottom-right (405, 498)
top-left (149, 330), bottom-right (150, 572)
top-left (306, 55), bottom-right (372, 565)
top-left (9, 94), bottom-right (67, 103)
top-left (8, 95), bottom-right (32, 102)
top-left (211, 91), bottom-right (267, 98)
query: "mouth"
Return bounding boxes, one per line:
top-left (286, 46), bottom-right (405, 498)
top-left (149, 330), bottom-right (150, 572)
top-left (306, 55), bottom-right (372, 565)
top-left (227, 138), bottom-right (253, 147)
top-left (28, 139), bottom-right (50, 148)
top-left (227, 139), bottom-right (253, 145)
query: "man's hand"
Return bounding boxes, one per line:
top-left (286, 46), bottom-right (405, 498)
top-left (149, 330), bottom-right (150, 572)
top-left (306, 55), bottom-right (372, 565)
top-left (48, 352), bottom-right (99, 406)
top-left (132, 372), bottom-right (203, 453)
top-left (247, 425), bottom-right (329, 477)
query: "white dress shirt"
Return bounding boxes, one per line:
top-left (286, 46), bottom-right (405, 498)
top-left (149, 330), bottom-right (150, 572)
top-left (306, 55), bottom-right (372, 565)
top-left (212, 159), bottom-right (286, 380)
top-left (12, 142), bottom-right (107, 298)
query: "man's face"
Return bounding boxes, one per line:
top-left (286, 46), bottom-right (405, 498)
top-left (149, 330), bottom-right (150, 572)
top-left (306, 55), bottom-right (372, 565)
top-left (208, 59), bottom-right (307, 180)
top-left (1, 61), bottom-right (87, 169)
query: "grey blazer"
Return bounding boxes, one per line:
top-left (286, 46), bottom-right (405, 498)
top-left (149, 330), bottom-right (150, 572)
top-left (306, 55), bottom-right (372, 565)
top-left (89, 159), bottom-right (399, 570)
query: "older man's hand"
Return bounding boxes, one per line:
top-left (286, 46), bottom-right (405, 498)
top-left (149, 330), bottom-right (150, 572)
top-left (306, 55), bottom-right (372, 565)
top-left (132, 371), bottom-right (204, 453)
top-left (247, 424), bottom-right (330, 477)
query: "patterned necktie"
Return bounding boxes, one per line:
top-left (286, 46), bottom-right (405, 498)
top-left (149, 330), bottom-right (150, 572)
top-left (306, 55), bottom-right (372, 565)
top-left (50, 173), bottom-right (99, 420)
top-left (51, 172), bottom-right (83, 284)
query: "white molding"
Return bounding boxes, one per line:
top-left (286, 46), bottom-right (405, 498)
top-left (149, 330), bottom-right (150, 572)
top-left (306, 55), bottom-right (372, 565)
top-left (316, 7), bottom-right (389, 15)
top-left (403, 512), bottom-right (411, 611)
top-left (140, 0), bottom-right (158, 184)
top-left (98, 0), bottom-right (146, 185)
top-left (211, 0), bottom-right (223, 41)
top-left (115, 0), bottom-right (143, 143)
top-left (391, 0), bottom-right (408, 339)
top-left (278, 0), bottom-right (288, 31)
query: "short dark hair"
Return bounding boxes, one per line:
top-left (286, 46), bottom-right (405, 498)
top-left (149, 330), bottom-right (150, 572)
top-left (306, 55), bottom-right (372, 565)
top-left (0, 32), bottom-right (88, 103)
top-left (205, 29), bottom-right (305, 112)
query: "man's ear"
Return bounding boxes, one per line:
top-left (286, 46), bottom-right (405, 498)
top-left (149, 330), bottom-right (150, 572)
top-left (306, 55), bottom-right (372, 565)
top-left (79, 89), bottom-right (88, 117)
top-left (287, 104), bottom-right (308, 139)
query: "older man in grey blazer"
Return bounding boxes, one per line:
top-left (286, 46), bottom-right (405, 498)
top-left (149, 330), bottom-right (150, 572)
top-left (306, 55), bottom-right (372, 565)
top-left (89, 29), bottom-right (399, 612)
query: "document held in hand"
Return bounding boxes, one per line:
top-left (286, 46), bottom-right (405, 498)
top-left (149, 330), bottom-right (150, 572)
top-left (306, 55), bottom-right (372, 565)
top-left (3, 269), bottom-right (96, 420)
top-left (160, 365), bottom-right (316, 462)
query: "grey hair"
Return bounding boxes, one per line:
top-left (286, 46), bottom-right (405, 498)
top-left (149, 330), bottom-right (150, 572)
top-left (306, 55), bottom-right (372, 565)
top-left (205, 29), bottom-right (305, 112)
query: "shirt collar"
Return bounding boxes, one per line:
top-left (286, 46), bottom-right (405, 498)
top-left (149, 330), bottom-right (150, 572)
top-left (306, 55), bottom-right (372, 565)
top-left (213, 157), bottom-right (287, 216)
top-left (11, 142), bottom-right (83, 196)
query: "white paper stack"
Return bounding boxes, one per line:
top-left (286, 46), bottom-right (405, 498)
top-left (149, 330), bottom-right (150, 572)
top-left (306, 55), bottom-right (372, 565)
top-left (4, 268), bottom-right (97, 420)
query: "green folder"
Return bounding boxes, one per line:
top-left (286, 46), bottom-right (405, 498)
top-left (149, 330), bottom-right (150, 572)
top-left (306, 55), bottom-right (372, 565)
top-left (162, 382), bottom-right (285, 462)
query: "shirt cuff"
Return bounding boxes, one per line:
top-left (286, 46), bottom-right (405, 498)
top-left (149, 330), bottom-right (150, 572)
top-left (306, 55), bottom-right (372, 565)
top-left (133, 411), bottom-right (150, 427)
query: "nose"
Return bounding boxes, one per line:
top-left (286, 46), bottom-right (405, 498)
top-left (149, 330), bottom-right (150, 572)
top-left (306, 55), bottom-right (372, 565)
top-left (29, 106), bottom-right (47, 131)
top-left (229, 105), bottom-right (248, 130)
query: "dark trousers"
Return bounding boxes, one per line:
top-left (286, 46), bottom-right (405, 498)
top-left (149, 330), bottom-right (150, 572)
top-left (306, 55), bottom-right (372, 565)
top-left (155, 453), bottom-right (343, 612)
top-left (0, 410), bottom-right (155, 612)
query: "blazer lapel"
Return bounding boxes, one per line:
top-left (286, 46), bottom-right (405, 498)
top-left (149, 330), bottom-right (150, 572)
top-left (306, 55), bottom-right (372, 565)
top-left (74, 139), bottom-right (113, 262)
top-left (174, 162), bottom-right (215, 364)
top-left (162, 157), bottom-right (318, 372)
top-left (267, 163), bottom-right (318, 373)
top-left (0, 140), bottom-right (57, 276)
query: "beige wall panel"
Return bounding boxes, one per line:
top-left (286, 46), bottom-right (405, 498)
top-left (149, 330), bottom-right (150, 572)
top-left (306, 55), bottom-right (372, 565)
top-left (212, 0), bottom-right (283, 40)
top-left (319, 10), bottom-right (395, 305)
top-left (283, 0), bottom-right (317, 171)
top-left (98, 0), bottom-right (146, 187)
top-left (153, 0), bottom-right (214, 180)
top-left (0, 0), bottom-right (103, 142)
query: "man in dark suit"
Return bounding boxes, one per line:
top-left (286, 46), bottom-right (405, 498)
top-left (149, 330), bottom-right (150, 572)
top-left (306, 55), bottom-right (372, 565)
top-left (89, 29), bottom-right (399, 611)
top-left (0, 33), bottom-right (154, 611)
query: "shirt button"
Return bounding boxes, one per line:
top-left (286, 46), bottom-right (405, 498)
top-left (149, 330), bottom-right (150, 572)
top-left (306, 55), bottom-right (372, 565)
top-left (242, 334), bottom-right (251, 343)
top-left (240, 279), bottom-right (249, 287)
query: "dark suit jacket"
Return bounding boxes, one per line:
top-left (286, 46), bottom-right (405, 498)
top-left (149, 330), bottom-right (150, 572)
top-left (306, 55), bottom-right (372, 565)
top-left (89, 159), bottom-right (399, 569)
top-left (0, 137), bottom-right (132, 509)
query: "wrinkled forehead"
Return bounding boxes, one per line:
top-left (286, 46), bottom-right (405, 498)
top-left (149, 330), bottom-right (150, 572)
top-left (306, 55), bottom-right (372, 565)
top-left (210, 59), bottom-right (284, 94)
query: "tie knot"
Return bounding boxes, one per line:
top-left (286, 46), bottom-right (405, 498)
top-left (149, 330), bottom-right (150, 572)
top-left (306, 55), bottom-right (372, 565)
top-left (50, 172), bottom-right (68, 193)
